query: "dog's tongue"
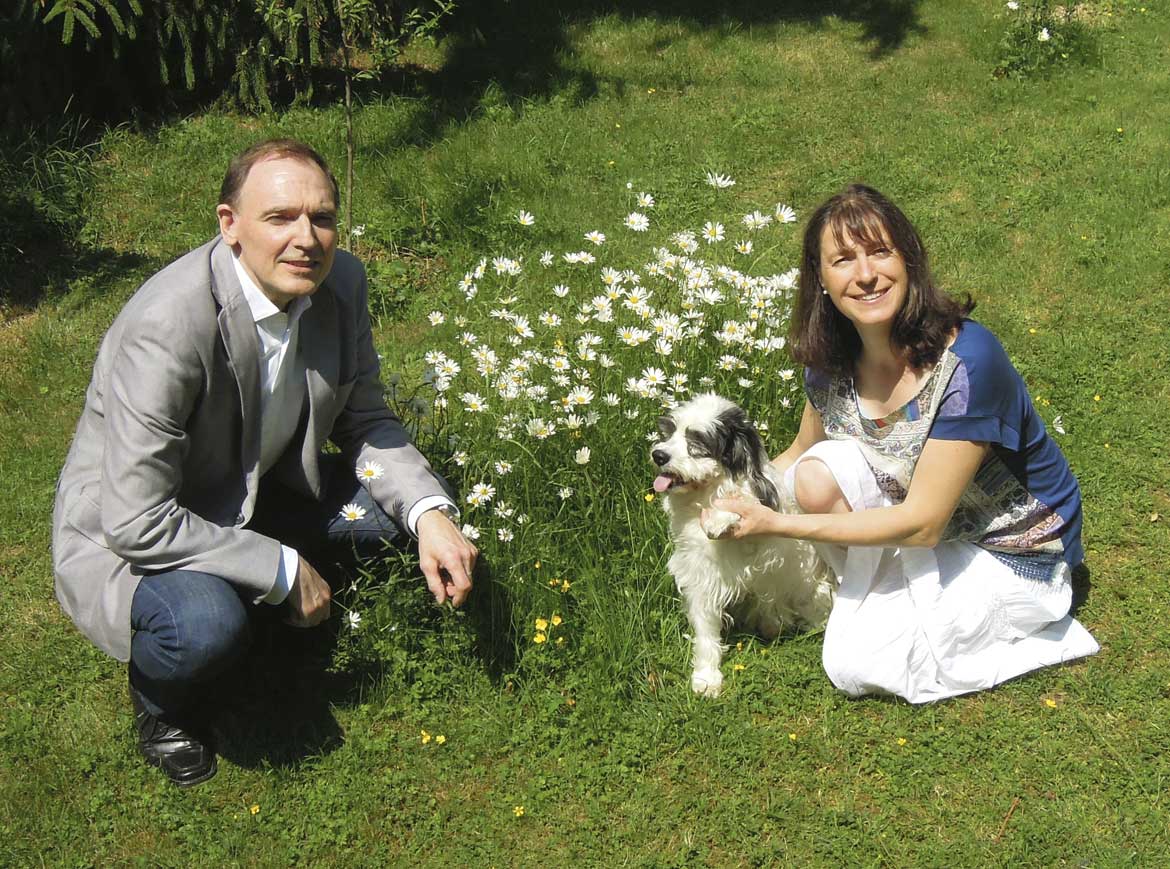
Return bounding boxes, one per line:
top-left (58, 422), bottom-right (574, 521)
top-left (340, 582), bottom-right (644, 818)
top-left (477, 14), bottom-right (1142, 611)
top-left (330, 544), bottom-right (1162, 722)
top-left (653, 475), bottom-right (674, 493)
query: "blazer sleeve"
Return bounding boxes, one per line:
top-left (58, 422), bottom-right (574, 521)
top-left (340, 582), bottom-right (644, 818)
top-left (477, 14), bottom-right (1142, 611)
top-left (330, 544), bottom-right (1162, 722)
top-left (327, 259), bottom-right (453, 528)
top-left (100, 305), bottom-right (282, 597)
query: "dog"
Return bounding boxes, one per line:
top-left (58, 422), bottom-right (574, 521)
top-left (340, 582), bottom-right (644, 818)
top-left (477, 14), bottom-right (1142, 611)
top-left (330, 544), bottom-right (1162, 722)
top-left (651, 393), bottom-right (835, 697)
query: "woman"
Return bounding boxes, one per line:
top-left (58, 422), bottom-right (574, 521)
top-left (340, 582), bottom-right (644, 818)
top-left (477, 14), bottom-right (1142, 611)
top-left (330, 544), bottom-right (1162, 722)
top-left (711, 184), bottom-right (1098, 702)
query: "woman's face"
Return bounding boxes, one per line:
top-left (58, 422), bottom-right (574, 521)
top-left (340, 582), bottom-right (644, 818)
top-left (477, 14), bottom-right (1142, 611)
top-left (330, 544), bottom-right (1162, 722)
top-left (818, 222), bottom-right (908, 331)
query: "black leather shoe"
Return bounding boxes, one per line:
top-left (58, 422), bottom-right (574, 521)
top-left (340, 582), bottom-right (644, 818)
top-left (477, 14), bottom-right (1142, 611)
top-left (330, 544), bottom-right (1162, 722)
top-left (129, 682), bottom-right (217, 787)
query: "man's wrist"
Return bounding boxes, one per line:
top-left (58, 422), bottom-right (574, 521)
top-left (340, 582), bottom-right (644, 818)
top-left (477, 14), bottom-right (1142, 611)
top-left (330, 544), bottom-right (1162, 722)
top-left (425, 504), bottom-right (459, 522)
top-left (407, 495), bottom-right (459, 535)
top-left (261, 544), bottom-right (300, 605)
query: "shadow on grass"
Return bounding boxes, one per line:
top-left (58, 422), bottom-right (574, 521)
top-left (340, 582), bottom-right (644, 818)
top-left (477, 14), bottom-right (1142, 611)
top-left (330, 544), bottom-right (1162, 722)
top-left (204, 551), bottom-right (519, 769)
top-left (347, 0), bottom-right (925, 151)
top-left (209, 618), bottom-right (351, 769)
top-left (1070, 562), bottom-right (1092, 617)
top-left (0, 196), bottom-right (150, 316)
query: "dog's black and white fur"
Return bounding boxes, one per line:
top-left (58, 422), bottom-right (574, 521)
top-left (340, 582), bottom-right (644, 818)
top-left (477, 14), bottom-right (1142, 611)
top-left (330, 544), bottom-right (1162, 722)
top-left (651, 393), bottom-right (835, 696)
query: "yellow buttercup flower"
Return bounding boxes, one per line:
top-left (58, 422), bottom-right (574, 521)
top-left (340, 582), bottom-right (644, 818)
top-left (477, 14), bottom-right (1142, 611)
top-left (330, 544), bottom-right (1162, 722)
top-left (250, 804), bottom-right (260, 815)
top-left (421, 729), bottom-right (431, 744)
top-left (1045, 698), bottom-right (1058, 708)
top-left (513, 805), bottom-right (525, 817)
top-left (535, 617), bottom-right (549, 631)
top-left (788, 733), bottom-right (797, 741)
top-left (436, 735), bottom-right (447, 745)
top-left (561, 579), bottom-right (572, 592)
top-left (644, 493), bottom-right (655, 502)
top-left (534, 632), bottom-right (547, 644)
top-left (896, 737), bottom-right (907, 746)
top-left (551, 614), bottom-right (562, 627)
top-left (732, 663), bottom-right (745, 672)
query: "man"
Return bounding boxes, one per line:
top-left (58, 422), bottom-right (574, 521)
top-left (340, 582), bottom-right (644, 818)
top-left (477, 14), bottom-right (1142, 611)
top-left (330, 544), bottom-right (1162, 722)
top-left (53, 139), bottom-right (477, 787)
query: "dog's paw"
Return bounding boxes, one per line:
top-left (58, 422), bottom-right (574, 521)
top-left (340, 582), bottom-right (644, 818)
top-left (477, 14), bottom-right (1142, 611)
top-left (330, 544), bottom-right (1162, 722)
top-left (690, 667), bottom-right (724, 697)
top-left (702, 509), bottom-right (741, 540)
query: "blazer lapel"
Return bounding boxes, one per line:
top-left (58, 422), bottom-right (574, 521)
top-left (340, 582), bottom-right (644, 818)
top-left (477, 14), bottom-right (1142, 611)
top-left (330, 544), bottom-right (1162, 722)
top-left (210, 240), bottom-right (263, 520)
top-left (298, 281), bottom-right (339, 496)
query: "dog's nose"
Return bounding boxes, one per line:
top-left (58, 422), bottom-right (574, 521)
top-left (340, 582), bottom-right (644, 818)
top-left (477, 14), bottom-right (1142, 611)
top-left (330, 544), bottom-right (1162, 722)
top-left (652, 449), bottom-right (669, 466)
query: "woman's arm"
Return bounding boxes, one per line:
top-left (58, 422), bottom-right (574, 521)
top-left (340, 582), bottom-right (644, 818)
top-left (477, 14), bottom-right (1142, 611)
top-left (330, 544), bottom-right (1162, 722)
top-left (771, 400), bottom-right (828, 478)
top-left (713, 437), bottom-right (989, 548)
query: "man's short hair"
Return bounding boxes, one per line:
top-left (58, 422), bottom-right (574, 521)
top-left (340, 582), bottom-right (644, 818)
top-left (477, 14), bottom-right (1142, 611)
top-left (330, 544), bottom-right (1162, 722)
top-left (219, 139), bottom-right (340, 209)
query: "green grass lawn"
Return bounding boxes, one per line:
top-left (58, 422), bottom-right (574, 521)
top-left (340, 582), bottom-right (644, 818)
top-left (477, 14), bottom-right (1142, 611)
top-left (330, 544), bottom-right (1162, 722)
top-left (3, 1), bottom-right (1170, 865)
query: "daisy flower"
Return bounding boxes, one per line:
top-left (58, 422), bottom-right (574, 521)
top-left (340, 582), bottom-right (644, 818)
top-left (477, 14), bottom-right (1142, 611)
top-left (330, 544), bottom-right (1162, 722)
top-left (585, 230), bottom-right (606, 246)
top-left (465, 482), bottom-right (496, 507)
top-left (498, 528), bottom-right (514, 542)
top-left (774, 203), bottom-right (797, 224)
top-left (540, 250), bottom-right (554, 267)
top-left (346, 610), bottom-right (362, 629)
top-left (603, 392), bottom-right (620, 406)
top-left (558, 487), bottom-right (574, 500)
top-left (742, 210), bottom-right (772, 230)
top-left (1038, 27), bottom-right (1050, 41)
top-left (494, 460), bottom-right (513, 475)
top-left (539, 311), bottom-right (562, 328)
top-left (702, 221), bottom-right (725, 244)
top-left (552, 284), bottom-right (571, 298)
top-left (427, 311), bottom-right (445, 326)
top-left (705, 171), bottom-right (736, 189)
top-left (461, 523), bottom-right (481, 540)
top-left (462, 392), bottom-right (489, 413)
top-left (493, 256), bottom-right (522, 276)
top-left (516, 210), bottom-right (535, 226)
top-left (625, 212), bottom-right (650, 232)
top-left (339, 503), bottom-right (367, 522)
top-left (452, 450), bottom-right (468, 466)
top-left (641, 366), bottom-right (667, 387)
top-left (566, 385), bottom-right (594, 406)
top-left (735, 239), bottom-right (753, 255)
top-left (356, 460), bottom-right (385, 482)
top-left (636, 192), bottom-right (655, 208)
top-left (526, 418), bottom-right (556, 439)
top-left (575, 446), bottom-right (591, 465)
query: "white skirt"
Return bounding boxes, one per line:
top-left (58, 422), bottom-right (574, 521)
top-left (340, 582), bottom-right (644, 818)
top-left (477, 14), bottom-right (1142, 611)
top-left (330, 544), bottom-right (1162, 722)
top-left (786, 440), bottom-right (1100, 704)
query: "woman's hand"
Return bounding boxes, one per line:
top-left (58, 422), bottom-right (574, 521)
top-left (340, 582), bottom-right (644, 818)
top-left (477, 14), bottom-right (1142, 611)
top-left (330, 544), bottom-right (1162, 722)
top-left (702, 498), bottom-right (788, 540)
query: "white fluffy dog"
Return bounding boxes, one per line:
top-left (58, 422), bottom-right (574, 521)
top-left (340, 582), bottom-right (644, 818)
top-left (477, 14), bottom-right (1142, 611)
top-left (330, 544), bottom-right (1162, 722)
top-left (651, 393), bottom-right (835, 697)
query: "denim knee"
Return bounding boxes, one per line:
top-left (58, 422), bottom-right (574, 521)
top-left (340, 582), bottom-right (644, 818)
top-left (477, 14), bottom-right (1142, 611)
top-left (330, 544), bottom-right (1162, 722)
top-left (130, 570), bottom-right (252, 686)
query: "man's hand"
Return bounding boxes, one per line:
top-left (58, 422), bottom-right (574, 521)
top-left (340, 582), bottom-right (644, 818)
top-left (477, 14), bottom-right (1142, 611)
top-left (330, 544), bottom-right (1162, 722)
top-left (416, 509), bottom-right (477, 607)
top-left (284, 556), bottom-right (332, 627)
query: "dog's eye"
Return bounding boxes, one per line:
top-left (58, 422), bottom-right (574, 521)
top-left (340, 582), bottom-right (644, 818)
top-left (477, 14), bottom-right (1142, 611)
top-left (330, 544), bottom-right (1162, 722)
top-left (686, 430), bottom-right (715, 458)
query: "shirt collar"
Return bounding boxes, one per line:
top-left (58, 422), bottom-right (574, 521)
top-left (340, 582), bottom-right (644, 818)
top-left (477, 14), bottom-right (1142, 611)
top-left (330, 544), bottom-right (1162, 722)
top-left (231, 250), bottom-right (312, 326)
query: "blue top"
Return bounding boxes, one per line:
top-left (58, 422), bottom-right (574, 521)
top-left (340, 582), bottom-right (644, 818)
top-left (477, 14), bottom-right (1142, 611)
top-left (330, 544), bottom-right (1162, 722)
top-left (929, 320), bottom-right (1083, 568)
top-left (803, 319), bottom-right (1083, 573)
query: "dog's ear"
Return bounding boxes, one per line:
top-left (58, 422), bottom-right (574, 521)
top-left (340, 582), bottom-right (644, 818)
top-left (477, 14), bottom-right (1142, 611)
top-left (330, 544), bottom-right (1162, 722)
top-left (718, 407), bottom-right (781, 511)
top-left (656, 415), bottom-right (676, 439)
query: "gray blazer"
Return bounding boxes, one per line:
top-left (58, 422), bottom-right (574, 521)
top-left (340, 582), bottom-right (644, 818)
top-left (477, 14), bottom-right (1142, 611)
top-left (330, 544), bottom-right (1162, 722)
top-left (53, 237), bottom-right (449, 661)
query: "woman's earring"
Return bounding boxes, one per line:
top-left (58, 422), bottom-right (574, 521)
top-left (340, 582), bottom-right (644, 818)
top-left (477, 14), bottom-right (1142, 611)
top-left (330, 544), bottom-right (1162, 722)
top-left (821, 287), bottom-right (828, 295)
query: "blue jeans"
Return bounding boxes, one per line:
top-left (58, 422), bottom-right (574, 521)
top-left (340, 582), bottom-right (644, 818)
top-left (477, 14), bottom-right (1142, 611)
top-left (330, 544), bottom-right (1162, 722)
top-left (129, 456), bottom-right (400, 717)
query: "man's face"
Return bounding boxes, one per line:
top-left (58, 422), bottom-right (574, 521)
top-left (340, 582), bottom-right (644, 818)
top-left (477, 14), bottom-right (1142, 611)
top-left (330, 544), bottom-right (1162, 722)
top-left (217, 157), bottom-right (338, 309)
